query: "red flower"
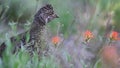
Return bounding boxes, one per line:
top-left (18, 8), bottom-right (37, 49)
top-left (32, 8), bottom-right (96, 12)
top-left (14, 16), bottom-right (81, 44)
top-left (84, 30), bottom-right (93, 42)
top-left (109, 31), bottom-right (120, 41)
top-left (51, 36), bottom-right (60, 45)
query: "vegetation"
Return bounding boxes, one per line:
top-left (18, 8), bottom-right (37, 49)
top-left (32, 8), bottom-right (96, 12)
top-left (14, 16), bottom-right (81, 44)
top-left (0, 0), bottom-right (120, 68)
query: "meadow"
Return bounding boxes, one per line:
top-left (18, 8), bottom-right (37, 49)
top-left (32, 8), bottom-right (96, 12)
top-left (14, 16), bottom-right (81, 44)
top-left (0, 0), bottom-right (120, 68)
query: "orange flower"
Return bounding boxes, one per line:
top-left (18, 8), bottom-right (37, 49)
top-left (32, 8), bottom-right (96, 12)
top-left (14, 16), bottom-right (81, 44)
top-left (84, 30), bottom-right (93, 42)
top-left (109, 31), bottom-right (120, 41)
top-left (51, 36), bottom-right (60, 45)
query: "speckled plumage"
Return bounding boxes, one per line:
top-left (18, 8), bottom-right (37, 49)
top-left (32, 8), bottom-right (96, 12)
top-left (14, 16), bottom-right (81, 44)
top-left (0, 4), bottom-right (58, 57)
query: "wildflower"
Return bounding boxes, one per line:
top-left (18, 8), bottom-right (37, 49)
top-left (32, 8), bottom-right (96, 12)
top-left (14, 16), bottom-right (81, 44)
top-left (101, 45), bottom-right (119, 67)
top-left (109, 31), bottom-right (120, 41)
top-left (51, 36), bottom-right (60, 45)
top-left (83, 30), bottom-right (93, 43)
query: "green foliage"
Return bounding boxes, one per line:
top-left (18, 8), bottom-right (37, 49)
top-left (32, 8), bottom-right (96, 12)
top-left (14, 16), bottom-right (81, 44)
top-left (0, 0), bottom-right (37, 23)
top-left (1, 33), bottom-right (60, 68)
top-left (1, 0), bottom-right (120, 68)
top-left (48, 0), bottom-right (76, 38)
top-left (113, 3), bottom-right (120, 32)
top-left (94, 59), bottom-right (102, 68)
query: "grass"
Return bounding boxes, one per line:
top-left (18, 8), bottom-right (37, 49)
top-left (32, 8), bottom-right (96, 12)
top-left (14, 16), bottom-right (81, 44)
top-left (0, 0), bottom-right (120, 68)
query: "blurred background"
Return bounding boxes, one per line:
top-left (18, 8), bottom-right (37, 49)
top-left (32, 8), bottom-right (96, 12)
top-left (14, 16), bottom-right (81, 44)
top-left (0, 0), bottom-right (120, 68)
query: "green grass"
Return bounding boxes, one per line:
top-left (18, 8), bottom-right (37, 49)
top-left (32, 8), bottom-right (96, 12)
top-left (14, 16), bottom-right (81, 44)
top-left (0, 0), bottom-right (120, 68)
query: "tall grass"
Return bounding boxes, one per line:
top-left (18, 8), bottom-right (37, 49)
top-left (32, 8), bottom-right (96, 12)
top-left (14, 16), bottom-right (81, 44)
top-left (0, 0), bottom-right (120, 68)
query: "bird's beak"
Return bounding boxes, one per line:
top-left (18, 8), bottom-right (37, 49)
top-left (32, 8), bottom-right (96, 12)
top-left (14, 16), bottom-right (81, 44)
top-left (54, 14), bottom-right (59, 18)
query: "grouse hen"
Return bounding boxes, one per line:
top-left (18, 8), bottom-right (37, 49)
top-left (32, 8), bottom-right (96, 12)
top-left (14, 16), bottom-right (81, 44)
top-left (0, 4), bottom-right (58, 57)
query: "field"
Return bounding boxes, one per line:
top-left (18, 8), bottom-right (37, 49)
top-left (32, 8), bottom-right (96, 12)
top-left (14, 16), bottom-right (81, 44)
top-left (0, 0), bottom-right (120, 68)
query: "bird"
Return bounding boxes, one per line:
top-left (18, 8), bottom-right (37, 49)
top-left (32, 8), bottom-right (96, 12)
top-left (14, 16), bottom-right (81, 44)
top-left (0, 4), bottom-right (58, 57)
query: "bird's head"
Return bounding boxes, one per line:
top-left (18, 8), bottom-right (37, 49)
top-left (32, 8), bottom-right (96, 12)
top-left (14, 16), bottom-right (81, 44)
top-left (34, 4), bottom-right (58, 25)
